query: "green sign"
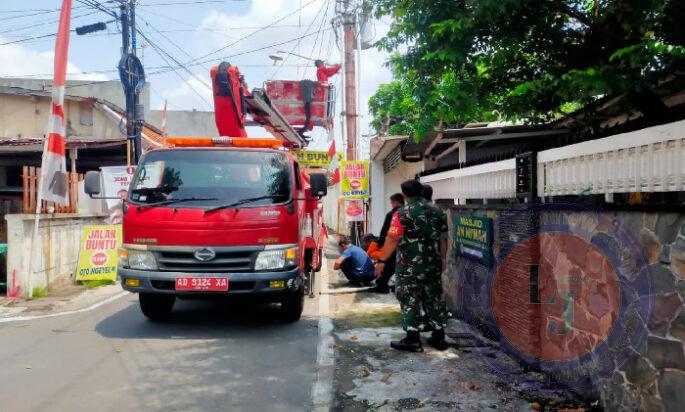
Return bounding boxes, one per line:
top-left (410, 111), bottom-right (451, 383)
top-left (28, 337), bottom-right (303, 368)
top-left (454, 214), bottom-right (493, 265)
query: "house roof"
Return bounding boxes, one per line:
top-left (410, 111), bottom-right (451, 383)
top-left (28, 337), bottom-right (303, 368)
top-left (0, 85), bottom-right (89, 102)
top-left (0, 86), bottom-right (169, 151)
top-left (0, 137), bottom-right (126, 153)
top-left (370, 135), bottom-right (407, 161)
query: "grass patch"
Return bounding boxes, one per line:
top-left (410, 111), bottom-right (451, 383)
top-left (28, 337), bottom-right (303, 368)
top-left (337, 306), bottom-right (402, 329)
top-left (81, 280), bottom-right (114, 288)
top-left (31, 287), bottom-right (48, 298)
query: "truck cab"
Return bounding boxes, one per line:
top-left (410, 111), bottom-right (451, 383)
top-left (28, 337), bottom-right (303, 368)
top-left (85, 137), bottom-right (327, 322)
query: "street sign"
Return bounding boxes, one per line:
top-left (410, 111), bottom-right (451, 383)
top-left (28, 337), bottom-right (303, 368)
top-left (294, 151), bottom-right (343, 168)
top-left (454, 214), bottom-right (493, 265)
top-left (75, 225), bottom-right (122, 282)
top-left (341, 160), bottom-right (369, 199)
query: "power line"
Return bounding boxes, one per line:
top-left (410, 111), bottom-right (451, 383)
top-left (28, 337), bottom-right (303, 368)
top-left (302, 0), bottom-right (333, 78)
top-left (272, 0), bottom-right (329, 79)
top-left (189, 0), bottom-right (320, 65)
top-left (0, 9), bottom-right (99, 35)
top-left (137, 29), bottom-right (213, 109)
top-left (139, 0), bottom-right (246, 5)
top-left (149, 26), bottom-right (333, 76)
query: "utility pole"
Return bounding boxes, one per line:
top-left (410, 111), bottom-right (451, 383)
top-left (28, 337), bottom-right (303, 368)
top-left (342, 0), bottom-right (357, 161)
top-left (119, 0), bottom-right (144, 165)
top-left (119, 2), bottom-right (134, 164)
top-left (129, 0), bottom-right (142, 162)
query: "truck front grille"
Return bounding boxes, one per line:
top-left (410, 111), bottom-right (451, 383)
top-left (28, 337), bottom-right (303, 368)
top-left (155, 248), bottom-right (258, 272)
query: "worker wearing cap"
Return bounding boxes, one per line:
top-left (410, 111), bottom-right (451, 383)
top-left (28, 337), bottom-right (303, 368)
top-left (315, 60), bottom-right (341, 82)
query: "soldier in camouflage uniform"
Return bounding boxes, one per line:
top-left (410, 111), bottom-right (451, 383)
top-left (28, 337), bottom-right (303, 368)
top-left (375, 180), bottom-right (450, 352)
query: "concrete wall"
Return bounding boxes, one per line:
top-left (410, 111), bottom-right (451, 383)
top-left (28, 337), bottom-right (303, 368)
top-left (368, 160), bottom-right (423, 235)
top-left (148, 110), bottom-right (217, 136)
top-left (5, 213), bottom-right (107, 298)
top-left (0, 94), bottom-right (122, 139)
top-left (0, 78), bottom-right (150, 116)
top-left (442, 204), bottom-right (685, 411)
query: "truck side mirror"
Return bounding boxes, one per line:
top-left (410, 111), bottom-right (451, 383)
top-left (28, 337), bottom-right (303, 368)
top-left (84, 171), bottom-right (102, 197)
top-left (309, 173), bottom-right (327, 197)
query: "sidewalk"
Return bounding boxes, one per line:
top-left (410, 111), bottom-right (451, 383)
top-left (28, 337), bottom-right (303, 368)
top-left (324, 240), bottom-right (590, 411)
top-left (0, 280), bottom-right (126, 319)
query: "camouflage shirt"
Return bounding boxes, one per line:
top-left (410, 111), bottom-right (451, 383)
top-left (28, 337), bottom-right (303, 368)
top-left (388, 198), bottom-right (448, 279)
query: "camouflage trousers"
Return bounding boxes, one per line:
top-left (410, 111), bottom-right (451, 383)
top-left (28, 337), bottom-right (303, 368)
top-left (395, 273), bottom-right (450, 332)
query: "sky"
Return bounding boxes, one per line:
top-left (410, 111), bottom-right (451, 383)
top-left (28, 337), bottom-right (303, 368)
top-left (0, 0), bottom-right (394, 155)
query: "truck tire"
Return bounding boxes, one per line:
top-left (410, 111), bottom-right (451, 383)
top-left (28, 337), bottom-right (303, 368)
top-left (280, 286), bottom-right (304, 322)
top-left (139, 293), bottom-right (175, 321)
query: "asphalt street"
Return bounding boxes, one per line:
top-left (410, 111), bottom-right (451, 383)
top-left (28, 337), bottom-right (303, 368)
top-left (0, 294), bottom-right (321, 412)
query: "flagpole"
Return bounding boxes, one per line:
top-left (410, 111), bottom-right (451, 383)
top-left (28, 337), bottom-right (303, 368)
top-left (27, 142), bottom-right (50, 299)
top-left (26, 0), bottom-right (73, 300)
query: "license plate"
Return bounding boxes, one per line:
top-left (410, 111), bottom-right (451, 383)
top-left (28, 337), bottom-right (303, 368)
top-left (175, 277), bottom-right (229, 291)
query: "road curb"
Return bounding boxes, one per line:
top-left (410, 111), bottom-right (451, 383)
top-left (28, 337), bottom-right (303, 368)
top-left (311, 254), bottom-right (335, 411)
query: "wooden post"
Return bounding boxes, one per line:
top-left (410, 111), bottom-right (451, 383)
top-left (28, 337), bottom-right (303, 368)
top-left (22, 166), bottom-right (29, 213)
top-left (126, 140), bottom-right (132, 166)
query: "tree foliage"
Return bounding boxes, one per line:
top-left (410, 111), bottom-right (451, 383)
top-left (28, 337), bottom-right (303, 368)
top-left (369, 0), bottom-right (685, 139)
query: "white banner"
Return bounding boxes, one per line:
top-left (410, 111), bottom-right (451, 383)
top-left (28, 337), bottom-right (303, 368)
top-left (344, 199), bottom-right (364, 223)
top-left (101, 166), bottom-right (136, 224)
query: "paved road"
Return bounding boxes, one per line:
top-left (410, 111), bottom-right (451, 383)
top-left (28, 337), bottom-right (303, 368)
top-left (0, 294), bottom-right (321, 412)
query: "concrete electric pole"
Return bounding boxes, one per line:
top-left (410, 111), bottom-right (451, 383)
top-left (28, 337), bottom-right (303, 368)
top-left (342, 1), bottom-right (357, 161)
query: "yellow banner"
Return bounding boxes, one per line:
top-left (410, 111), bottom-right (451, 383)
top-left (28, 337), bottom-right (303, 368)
top-left (341, 160), bottom-right (369, 199)
top-left (75, 225), bottom-right (122, 282)
top-left (294, 151), bottom-right (343, 168)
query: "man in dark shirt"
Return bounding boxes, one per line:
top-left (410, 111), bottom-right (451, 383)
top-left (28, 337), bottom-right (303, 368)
top-left (372, 193), bottom-right (405, 293)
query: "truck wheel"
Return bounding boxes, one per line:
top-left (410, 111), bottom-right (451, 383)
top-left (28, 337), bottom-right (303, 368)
top-left (139, 293), bottom-right (175, 321)
top-left (280, 287), bottom-right (304, 322)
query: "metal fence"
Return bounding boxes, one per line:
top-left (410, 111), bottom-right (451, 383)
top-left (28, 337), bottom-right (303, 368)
top-left (421, 120), bottom-right (685, 202)
top-left (537, 120), bottom-right (685, 196)
top-left (421, 158), bottom-right (517, 201)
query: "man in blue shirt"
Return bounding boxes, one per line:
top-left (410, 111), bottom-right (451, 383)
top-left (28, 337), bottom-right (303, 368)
top-left (334, 237), bottom-right (376, 286)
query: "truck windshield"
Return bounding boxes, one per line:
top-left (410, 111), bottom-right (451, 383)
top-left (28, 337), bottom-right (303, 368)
top-left (129, 149), bottom-right (292, 207)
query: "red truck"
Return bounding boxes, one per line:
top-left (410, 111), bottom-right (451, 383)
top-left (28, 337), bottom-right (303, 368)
top-left (84, 63), bottom-right (332, 321)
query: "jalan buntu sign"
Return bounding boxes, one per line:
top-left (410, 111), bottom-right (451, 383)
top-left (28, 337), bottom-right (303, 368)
top-left (341, 160), bottom-right (369, 199)
top-left (454, 214), bottom-right (493, 266)
top-left (75, 225), bottom-right (122, 282)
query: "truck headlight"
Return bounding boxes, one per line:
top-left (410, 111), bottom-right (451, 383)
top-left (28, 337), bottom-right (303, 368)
top-left (118, 248), bottom-right (129, 267)
top-left (128, 250), bottom-right (158, 270)
top-left (255, 247), bottom-right (298, 271)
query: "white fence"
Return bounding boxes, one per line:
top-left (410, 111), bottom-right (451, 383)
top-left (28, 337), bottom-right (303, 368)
top-left (420, 120), bottom-right (685, 202)
top-left (537, 120), bottom-right (685, 196)
top-left (421, 158), bottom-right (517, 201)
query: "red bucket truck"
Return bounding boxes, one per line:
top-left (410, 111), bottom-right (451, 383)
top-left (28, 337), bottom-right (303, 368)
top-left (85, 62), bottom-right (333, 321)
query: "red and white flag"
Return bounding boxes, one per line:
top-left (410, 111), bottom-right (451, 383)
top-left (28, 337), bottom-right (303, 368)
top-left (39, 0), bottom-right (72, 206)
top-left (327, 139), bottom-right (341, 185)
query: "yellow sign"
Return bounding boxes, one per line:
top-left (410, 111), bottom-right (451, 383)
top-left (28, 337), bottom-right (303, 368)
top-left (75, 225), bottom-right (122, 282)
top-left (341, 160), bottom-right (369, 199)
top-left (294, 151), bottom-right (343, 168)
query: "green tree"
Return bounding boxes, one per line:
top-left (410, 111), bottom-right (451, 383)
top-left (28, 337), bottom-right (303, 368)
top-left (370, 0), bottom-right (685, 139)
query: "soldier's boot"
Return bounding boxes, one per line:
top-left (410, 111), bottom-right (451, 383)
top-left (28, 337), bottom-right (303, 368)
top-left (427, 328), bottom-right (448, 351)
top-left (390, 331), bottom-right (423, 353)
